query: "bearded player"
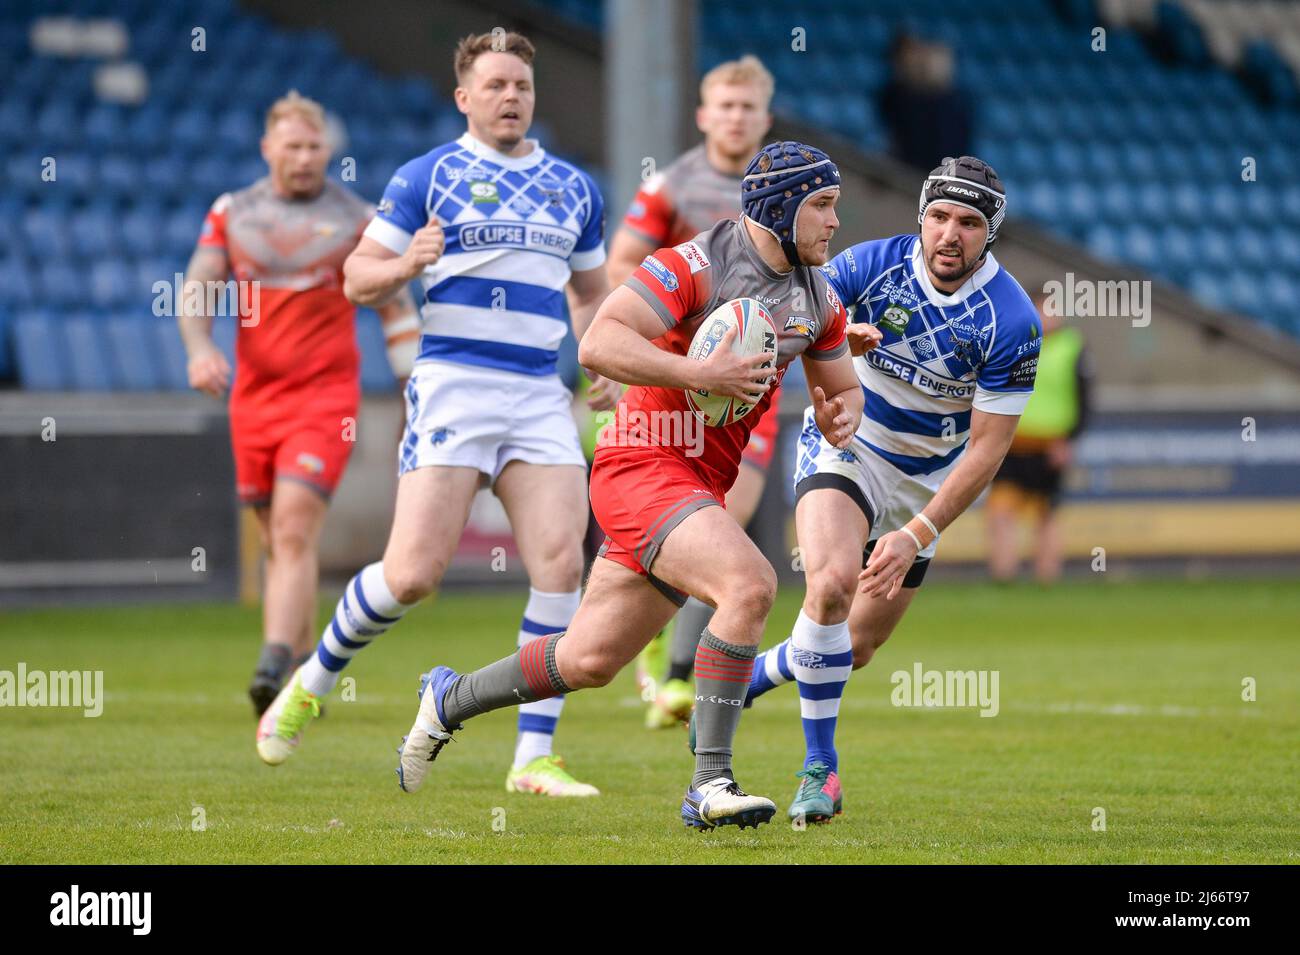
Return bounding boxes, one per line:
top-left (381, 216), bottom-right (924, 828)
top-left (606, 55), bottom-right (784, 729)
top-left (255, 33), bottom-right (621, 798)
top-left (178, 91), bottom-right (420, 717)
top-left (393, 142), bottom-right (862, 831)
top-left (742, 156), bottom-right (1042, 825)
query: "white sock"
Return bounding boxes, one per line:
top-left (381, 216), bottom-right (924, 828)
top-left (300, 563), bottom-right (413, 697)
top-left (514, 587), bottom-right (581, 769)
top-left (789, 610), bottom-right (853, 771)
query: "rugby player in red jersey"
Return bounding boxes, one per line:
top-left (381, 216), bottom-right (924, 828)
top-left (178, 91), bottom-right (420, 716)
top-left (606, 55), bottom-right (786, 728)
top-left (395, 143), bottom-right (864, 831)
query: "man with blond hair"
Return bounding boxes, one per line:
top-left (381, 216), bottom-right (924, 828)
top-left (607, 55), bottom-right (782, 730)
top-left (256, 34), bottom-right (620, 798)
top-left (179, 91), bottom-right (421, 716)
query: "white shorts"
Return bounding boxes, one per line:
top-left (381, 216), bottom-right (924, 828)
top-left (398, 360), bottom-right (585, 481)
top-left (791, 405), bottom-right (961, 560)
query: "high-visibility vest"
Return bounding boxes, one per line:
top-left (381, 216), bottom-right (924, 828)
top-left (1016, 327), bottom-right (1083, 440)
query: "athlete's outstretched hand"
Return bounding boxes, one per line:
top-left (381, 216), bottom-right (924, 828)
top-left (398, 215), bottom-right (445, 280)
top-left (586, 372), bottom-right (624, 412)
top-left (859, 529), bottom-right (917, 601)
top-left (846, 323), bottom-right (884, 356)
top-left (694, 324), bottom-right (774, 402)
top-left (812, 385), bottom-right (854, 449)
top-left (187, 344), bottom-right (231, 399)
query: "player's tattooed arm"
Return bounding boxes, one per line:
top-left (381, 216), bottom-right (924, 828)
top-left (177, 245), bottom-right (233, 399)
top-left (580, 286), bottom-right (772, 398)
top-left (860, 409), bottom-right (1019, 599)
top-left (802, 352), bottom-right (862, 449)
top-left (377, 284), bottom-right (420, 382)
top-left (606, 229), bottom-right (657, 287)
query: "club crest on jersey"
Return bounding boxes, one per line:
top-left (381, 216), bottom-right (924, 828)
top-left (950, 334), bottom-right (982, 368)
top-left (784, 315), bottom-right (815, 340)
top-left (642, 255), bottom-right (678, 292)
top-left (880, 303), bottom-right (911, 335)
top-left (469, 181), bottom-right (500, 204)
top-left (535, 177), bottom-right (568, 207)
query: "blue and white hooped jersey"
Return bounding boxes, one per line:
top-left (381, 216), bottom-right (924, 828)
top-left (820, 235), bottom-right (1042, 477)
top-left (363, 133), bottom-right (606, 377)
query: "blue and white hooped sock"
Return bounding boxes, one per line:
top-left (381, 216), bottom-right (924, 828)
top-left (299, 563), bottom-right (413, 697)
top-left (789, 611), bottom-right (853, 772)
top-left (514, 588), bottom-right (581, 769)
top-left (746, 637), bottom-right (793, 704)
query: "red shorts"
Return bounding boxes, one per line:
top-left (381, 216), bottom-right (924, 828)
top-left (740, 386), bottom-right (781, 472)
top-left (229, 398), bottom-right (357, 506)
top-left (590, 447), bottom-right (725, 606)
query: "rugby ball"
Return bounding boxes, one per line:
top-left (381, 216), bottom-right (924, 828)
top-left (684, 298), bottom-right (778, 427)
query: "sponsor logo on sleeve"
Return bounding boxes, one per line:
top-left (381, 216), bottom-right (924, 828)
top-left (627, 200), bottom-right (646, 219)
top-left (673, 241), bottom-right (710, 273)
top-left (641, 255), bottom-right (679, 292)
top-left (296, 453), bottom-right (325, 475)
top-left (1008, 353), bottom-right (1038, 388)
top-left (377, 197), bottom-right (395, 217)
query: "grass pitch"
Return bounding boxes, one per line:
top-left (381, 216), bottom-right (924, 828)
top-left (1, 580), bottom-right (1296, 864)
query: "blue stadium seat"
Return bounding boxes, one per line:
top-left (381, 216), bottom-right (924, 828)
top-left (90, 261), bottom-right (133, 309)
top-left (37, 262), bottom-right (82, 309)
top-left (64, 316), bottom-right (118, 391)
top-left (121, 207), bottom-right (165, 258)
top-left (0, 257), bottom-right (37, 309)
top-left (71, 205), bottom-right (122, 259)
top-left (151, 317), bottom-right (192, 391)
top-left (13, 312), bottom-right (70, 390)
top-left (108, 316), bottom-right (165, 391)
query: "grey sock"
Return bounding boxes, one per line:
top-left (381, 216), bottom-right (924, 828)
top-left (667, 597), bottom-right (714, 682)
top-left (255, 643), bottom-right (292, 681)
top-left (690, 628), bottom-right (758, 789)
top-left (442, 632), bottom-right (571, 727)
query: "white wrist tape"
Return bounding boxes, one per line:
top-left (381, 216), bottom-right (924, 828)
top-left (915, 513), bottom-right (939, 539)
top-left (386, 336), bottom-right (418, 379)
top-left (901, 526), bottom-right (924, 551)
